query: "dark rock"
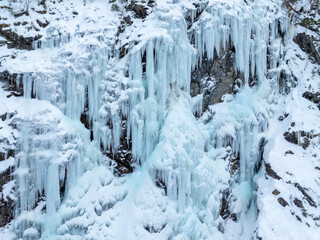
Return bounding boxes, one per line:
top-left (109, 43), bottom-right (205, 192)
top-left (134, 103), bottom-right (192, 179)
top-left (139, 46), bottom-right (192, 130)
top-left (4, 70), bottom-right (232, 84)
top-left (255, 138), bottom-right (266, 174)
top-left (294, 183), bottom-right (316, 207)
top-left (0, 71), bottom-right (24, 97)
top-left (0, 163), bottom-right (14, 227)
top-left (303, 91), bottom-right (315, 100)
top-left (285, 150), bottom-right (294, 155)
top-left (302, 210), bottom-right (307, 218)
top-left (80, 112), bottom-right (90, 130)
top-left (0, 198), bottom-right (14, 227)
top-left (303, 91), bottom-right (320, 110)
top-left (155, 177), bottom-right (167, 195)
top-left (230, 153), bottom-right (240, 175)
top-left (293, 198), bottom-right (304, 208)
top-left (184, 2), bottom-right (209, 30)
top-left (294, 33), bottom-right (320, 64)
top-left (147, 0), bottom-right (156, 7)
top-left (296, 215), bottom-right (302, 222)
top-left (278, 197), bottom-right (288, 207)
top-left (284, 131), bottom-right (298, 144)
top-left (191, 45), bottom-right (241, 112)
top-left (59, 167), bottom-right (67, 200)
top-left (0, 26), bottom-right (41, 50)
top-left (104, 120), bottom-right (133, 176)
top-left (0, 149), bottom-right (15, 161)
top-left (118, 43), bottom-right (129, 59)
top-left (272, 189), bottom-right (280, 195)
top-left (126, 2), bottom-right (148, 19)
top-left (278, 70), bottom-right (297, 94)
top-left (265, 163), bottom-right (281, 180)
top-left (124, 16), bottom-right (133, 25)
top-left (230, 213), bottom-right (237, 221)
top-left (36, 10), bottom-right (47, 14)
top-left (220, 190), bottom-right (230, 219)
top-left (0, 112), bottom-right (15, 122)
top-left (144, 223), bottom-right (166, 233)
top-left (278, 113), bottom-right (289, 121)
top-left (13, 11), bottom-right (28, 17)
top-left (36, 19), bottom-right (49, 28)
top-left (284, 130), bottom-right (316, 149)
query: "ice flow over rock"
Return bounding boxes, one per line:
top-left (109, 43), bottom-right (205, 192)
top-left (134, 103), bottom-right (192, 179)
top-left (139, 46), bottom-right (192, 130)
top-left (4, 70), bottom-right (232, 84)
top-left (1, 0), bottom-right (310, 239)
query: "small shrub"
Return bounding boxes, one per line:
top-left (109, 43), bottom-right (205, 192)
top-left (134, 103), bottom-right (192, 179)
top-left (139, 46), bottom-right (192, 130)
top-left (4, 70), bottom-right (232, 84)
top-left (111, 3), bottom-right (120, 12)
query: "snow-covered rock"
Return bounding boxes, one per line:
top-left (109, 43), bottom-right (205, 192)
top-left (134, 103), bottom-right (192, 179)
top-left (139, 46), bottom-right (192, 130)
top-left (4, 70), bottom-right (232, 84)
top-left (0, 0), bottom-right (319, 239)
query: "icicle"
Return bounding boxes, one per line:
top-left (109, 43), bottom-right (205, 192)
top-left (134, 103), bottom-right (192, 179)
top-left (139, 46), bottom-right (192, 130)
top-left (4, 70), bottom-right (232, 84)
top-left (191, 0), bottom-right (289, 86)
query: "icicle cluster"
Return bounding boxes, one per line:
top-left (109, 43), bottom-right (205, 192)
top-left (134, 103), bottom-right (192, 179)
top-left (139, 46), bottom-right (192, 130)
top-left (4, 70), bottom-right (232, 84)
top-left (22, 37), bottom-right (126, 154)
top-left (126, 11), bottom-right (194, 164)
top-left (11, 103), bottom-right (96, 239)
top-left (191, 0), bottom-right (289, 84)
top-left (145, 0), bottom-right (290, 227)
top-left (3, 0), bottom-right (292, 238)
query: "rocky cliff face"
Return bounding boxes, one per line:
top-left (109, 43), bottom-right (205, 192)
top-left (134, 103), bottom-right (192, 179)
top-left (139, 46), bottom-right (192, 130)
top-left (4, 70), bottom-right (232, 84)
top-left (0, 0), bottom-right (320, 239)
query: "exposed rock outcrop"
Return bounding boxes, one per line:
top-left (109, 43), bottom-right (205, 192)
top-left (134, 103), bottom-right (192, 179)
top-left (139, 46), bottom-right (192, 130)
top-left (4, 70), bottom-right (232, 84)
top-left (0, 27), bottom-right (41, 50)
top-left (302, 91), bottom-right (320, 109)
top-left (191, 46), bottom-right (241, 112)
top-left (294, 33), bottom-right (320, 64)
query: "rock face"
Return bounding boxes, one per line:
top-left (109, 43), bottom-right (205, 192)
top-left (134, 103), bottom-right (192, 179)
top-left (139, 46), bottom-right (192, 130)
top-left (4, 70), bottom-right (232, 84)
top-left (0, 166), bottom-right (14, 227)
top-left (303, 91), bottom-right (320, 109)
top-left (278, 197), bottom-right (289, 207)
top-left (0, 112), bottom-right (16, 228)
top-left (0, 28), bottom-right (41, 50)
top-left (265, 163), bottom-right (281, 180)
top-left (191, 46), bottom-right (240, 112)
top-left (294, 33), bottom-right (320, 64)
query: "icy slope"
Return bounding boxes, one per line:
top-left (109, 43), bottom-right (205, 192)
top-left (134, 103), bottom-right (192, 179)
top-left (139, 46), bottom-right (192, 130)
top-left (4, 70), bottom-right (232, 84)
top-left (0, 0), bottom-right (320, 239)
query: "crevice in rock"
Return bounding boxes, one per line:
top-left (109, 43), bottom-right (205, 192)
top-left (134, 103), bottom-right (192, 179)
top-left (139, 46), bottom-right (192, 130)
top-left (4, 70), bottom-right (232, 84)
top-left (104, 120), bottom-right (133, 176)
top-left (294, 183), bottom-right (316, 207)
top-left (265, 163), bottom-right (281, 180)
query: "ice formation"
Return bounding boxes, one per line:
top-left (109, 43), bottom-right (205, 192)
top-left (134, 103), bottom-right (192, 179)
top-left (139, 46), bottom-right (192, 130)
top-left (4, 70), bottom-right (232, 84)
top-left (1, 0), bottom-right (319, 239)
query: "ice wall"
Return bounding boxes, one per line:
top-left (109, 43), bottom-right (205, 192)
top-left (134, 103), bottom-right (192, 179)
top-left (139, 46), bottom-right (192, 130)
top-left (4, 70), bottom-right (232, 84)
top-left (126, 8), bottom-right (194, 164)
top-left (2, 98), bottom-right (98, 239)
top-left (1, 0), bottom-right (291, 239)
top-left (145, 0), bottom-right (289, 237)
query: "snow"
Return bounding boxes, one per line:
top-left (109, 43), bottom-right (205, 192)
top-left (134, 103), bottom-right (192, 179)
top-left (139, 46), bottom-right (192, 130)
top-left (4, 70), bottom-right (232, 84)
top-left (255, 33), bottom-right (320, 239)
top-left (0, 157), bottom-right (14, 175)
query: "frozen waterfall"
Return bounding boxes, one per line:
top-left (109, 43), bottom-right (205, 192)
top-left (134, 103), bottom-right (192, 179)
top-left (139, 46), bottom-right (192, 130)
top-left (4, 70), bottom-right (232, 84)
top-left (0, 0), bottom-right (291, 239)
